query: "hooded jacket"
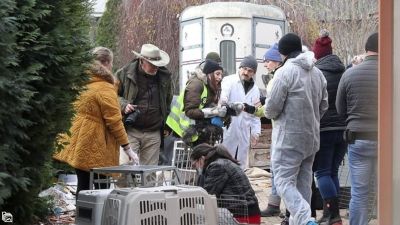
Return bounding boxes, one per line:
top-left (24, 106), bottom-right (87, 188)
top-left (265, 51), bottom-right (328, 157)
top-left (184, 66), bottom-right (219, 120)
top-left (315, 54), bottom-right (346, 131)
top-left (54, 62), bottom-right (129, 171)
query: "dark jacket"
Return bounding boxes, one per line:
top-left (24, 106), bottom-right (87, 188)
top-left (336, 55), bottom-right (378, 132)
top-left (202, 158), bottom-right (260, 216)
top-left (315, 54), bottom-right (346, 131)
top-left (116, 59), bottom-right (173, 128)
top-left (183, 67), bottom-right (219, 121)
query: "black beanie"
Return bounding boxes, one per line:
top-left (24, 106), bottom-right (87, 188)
top-left (239, 55), bottom-right (258, 72)
top-left (202, 59), bottom-right (223, 74)
top-left (278, 33), bottom-right (302, 56)
top-left (365, 32), bottom-right (378, 53)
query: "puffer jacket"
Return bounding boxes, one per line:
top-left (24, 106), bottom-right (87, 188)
top-left (115, 59), bottom-right (172, 123)
top-left (53, 62), bottom-right (129, 171)
top-left (183, 67), bottom-right (219, 120)
top-left (336, 55), bottom-right (378, 132)
top-left (202, 158), bottom-right (260, 216)
top-left (315, 54), bottom-right (346, 131)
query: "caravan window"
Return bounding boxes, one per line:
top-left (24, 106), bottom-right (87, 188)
top-left (220, 40), bottom-right (236, 75)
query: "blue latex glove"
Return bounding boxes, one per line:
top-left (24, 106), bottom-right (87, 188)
top-left (211, 117), bottom-right (224, 127)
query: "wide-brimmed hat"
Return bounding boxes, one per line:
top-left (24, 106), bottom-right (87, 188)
top-left (132, 44), bottom-right (170, 67)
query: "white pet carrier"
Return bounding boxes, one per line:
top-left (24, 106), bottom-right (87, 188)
top-left (76, 189), bottom-right (113, 225)
top-left (101, 185), bottom-right (218, 225)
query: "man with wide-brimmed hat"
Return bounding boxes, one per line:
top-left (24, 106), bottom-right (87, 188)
top-left (116, 43), bottom-right (173, 167)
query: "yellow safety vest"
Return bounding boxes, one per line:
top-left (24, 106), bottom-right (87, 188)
top-left (166, 85), bottom-right (208, 137)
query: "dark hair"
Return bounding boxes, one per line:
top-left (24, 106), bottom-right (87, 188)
top-left (365, 32), bottom-right (378, 53)
top-left (190, 143), bottom-right (239, 168)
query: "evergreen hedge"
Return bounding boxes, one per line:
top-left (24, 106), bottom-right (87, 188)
top-left (0, 0), bottom-right (92, 223)
top-left (96, 0), bottom-right (121, 66)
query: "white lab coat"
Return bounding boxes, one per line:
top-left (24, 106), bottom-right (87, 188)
top-left (220, 73), bottom-right (261, 169)
top-left (264, 51), bottom-right (328, 225)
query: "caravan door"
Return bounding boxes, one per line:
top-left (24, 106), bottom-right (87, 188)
top-left (253, 17), bottom-right (286, 94)
top-left (179, 18), bottom-right (203, 91)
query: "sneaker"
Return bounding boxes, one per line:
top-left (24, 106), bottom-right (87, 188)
top-left (306, 221), bottom-right (318, 225)
top-left (261, 204), bottom-right (281, 217)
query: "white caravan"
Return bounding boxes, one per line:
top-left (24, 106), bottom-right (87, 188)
top-left (179, 2), bottom-right (289, 93)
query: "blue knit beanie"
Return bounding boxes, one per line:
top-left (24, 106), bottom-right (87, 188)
top-left (263, 43), bottom-right (282, 62)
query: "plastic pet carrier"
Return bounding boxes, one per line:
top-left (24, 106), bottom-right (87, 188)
top-left (101, 185), bottom-right (218, 225)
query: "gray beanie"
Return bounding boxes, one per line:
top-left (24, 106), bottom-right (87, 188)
top-left (239, 55), bottom-right (258, 72)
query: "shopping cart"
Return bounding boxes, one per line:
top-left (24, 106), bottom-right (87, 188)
top-left (217, 195), bottom-right (249, 225)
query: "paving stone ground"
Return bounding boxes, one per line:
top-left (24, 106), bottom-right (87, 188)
top-left (247, 168), bottom-right (377, 225)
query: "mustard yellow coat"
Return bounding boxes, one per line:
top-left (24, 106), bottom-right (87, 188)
top-left (54, 62), bottom-right (129, 171)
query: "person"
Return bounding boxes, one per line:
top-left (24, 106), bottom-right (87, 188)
top-left (53, 47), bottom-right (139, 196)
top-left (336, 32), bottom-right (378, 225)
top-left (247, 43), bottom-right (284, 217)
top-left (181, 59), bottom-right (225, 147)
top-left (259, 43), bottom-right (282, 94)
top-left (161, 52), bottom-right (224, 165)
top-left (310, 29), bottom-right (347, 225)
top-left (166, 55), bottom-right (226, 143)
top-left (219, 55), bottom-right (261, 169)
top-left (264, 33), bottom-right (328, 225)
top-left (205, 51), bottom-right (222, 65)
top-left (346, 54), bottom-right (366, 69)
top-left (116, 43), bottom-right (173, 166)
top-left (190, 143), bottom-right (261, 224)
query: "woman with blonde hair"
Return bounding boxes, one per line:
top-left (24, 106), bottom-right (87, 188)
top-left (54, 47), bottom-right (138, 195)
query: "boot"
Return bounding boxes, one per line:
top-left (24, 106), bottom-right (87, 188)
top-left (260, 204), bottom-right (281, 217)
top-left (319, 197), bottom-right (342, 225)
top-left (317, 199), bottom-right (330, 224)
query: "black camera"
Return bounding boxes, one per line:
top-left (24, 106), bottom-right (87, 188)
top-left (124, 109), bottom-right (141, 126)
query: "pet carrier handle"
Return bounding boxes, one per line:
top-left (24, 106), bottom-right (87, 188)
top-left (161, 189), bottom-right (178, 194)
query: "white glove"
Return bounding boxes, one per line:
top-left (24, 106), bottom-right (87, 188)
top-left (124, 148), bottom-right (140, 165)
top-left (217, 106), bottom-right (227, 117)
top-left (201, 106), bottom-right (227, 118)
top-left (229, 102), bottom-right (245, 115)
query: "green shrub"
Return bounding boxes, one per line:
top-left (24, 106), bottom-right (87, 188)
top-left (0, 0), bottom-right (92, 223)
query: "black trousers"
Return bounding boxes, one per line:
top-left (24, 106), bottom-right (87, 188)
top-left (75, 169), bottom-right (109, 199)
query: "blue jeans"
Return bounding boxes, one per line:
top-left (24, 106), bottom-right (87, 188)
top-left (348, 140), bottom-right (377, 225)
top-left (314, 130), bottom-right (347, 199)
